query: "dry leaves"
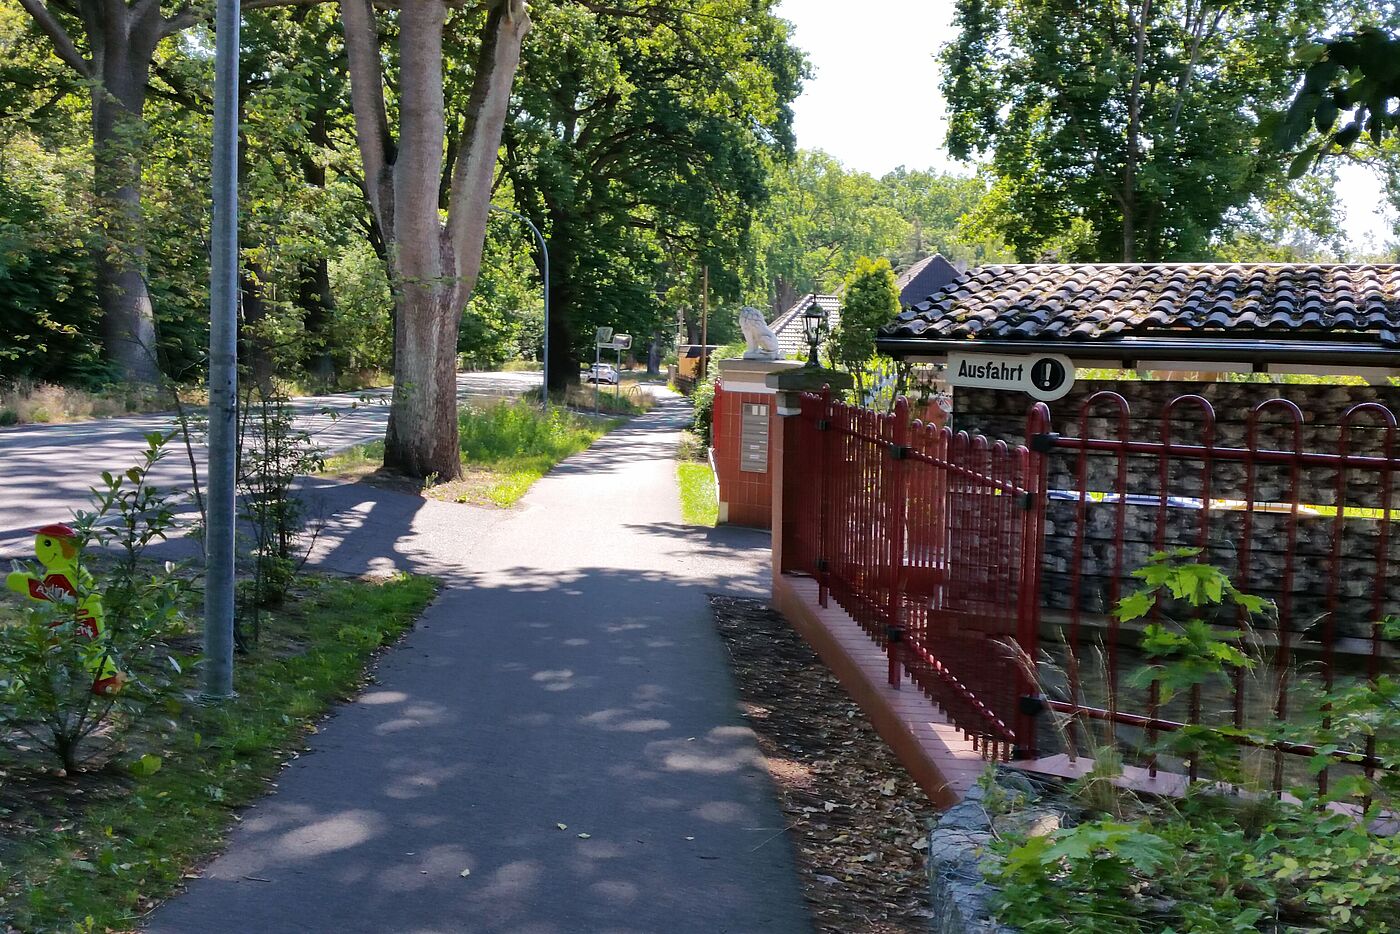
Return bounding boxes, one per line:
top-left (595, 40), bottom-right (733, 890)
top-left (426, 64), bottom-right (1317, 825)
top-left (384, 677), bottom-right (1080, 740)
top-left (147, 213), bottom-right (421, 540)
top-left (709, 595), bottom-right (936, 934)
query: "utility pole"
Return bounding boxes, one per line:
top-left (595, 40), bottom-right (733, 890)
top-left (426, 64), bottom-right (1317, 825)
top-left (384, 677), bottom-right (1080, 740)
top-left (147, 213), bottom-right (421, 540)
top-left (203, 0), bottom-right (239, 700)
top-left (700, 265), bottom-right (709, 380)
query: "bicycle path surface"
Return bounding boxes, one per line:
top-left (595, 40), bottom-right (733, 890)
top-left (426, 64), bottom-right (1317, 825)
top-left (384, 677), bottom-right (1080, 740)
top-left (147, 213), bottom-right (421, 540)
top-left (144, 392), bottom-right (812, 933)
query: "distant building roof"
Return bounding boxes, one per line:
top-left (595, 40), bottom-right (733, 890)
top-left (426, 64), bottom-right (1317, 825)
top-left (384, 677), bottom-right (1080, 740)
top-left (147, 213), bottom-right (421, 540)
top-left (771, 293), bottom-right (841, 359)
top-left (878, 262), bottom-right (1400, 367)
top-left (895, 254), bottom-right (960, 309)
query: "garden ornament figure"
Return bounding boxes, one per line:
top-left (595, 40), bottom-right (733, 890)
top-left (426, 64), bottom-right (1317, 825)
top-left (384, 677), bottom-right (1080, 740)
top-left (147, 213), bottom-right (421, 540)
top-left (5, 524), bottom-right (124, 695)
top-left (739, 306), bottom-right (782, 361)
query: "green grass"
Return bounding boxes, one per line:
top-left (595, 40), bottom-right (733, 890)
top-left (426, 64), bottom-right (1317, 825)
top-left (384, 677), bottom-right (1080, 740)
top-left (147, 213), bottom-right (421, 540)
top-left (678, 462), bottom-right (718, 526)
top-left (0, 573), bottom-right (437, 932)
top-left (324, 400), bottom-right (622, 507)
top-left (459, 402), bottom-right (621, 505)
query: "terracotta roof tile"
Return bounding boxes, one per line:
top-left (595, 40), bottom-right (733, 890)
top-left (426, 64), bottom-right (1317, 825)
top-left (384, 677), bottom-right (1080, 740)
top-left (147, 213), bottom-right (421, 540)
top-left (879, 263), bottom-right (1400, 347)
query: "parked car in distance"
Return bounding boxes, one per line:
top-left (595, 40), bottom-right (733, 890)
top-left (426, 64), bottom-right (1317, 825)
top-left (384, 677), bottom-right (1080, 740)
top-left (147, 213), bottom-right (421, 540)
top-left (584, 364), bottom-right (619, 384)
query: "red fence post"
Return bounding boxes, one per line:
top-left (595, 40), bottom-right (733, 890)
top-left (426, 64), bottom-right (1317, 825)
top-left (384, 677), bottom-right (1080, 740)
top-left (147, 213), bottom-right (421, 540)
top-left (817, 385), bottom-right (832, 608)
top-left (1015, 403), bottom-right (1053, 759)
top-left (886, 398), bottom-right (910, 688)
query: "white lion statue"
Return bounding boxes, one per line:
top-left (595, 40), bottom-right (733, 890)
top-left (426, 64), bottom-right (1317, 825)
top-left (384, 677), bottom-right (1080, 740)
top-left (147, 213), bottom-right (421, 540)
top-left (739, 306), bottom-right (782, 361)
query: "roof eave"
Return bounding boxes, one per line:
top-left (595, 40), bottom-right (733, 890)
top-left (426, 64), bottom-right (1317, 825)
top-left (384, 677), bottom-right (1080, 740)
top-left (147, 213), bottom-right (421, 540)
top-left (874, 335), bottom-right (1400, 368)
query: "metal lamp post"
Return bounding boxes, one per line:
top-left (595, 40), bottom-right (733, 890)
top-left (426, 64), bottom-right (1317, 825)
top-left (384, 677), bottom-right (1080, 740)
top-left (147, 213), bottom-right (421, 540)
top-left (802, 299), bottom-right (828, 368)
top-left (203, 0), bottom-right (240, 700)
top-left (490, 206), bottom-right (549, 406)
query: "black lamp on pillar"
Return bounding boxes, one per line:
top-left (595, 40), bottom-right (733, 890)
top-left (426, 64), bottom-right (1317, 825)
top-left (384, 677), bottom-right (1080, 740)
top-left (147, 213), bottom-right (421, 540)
top-left (802, 298), bottom-right (827, 368)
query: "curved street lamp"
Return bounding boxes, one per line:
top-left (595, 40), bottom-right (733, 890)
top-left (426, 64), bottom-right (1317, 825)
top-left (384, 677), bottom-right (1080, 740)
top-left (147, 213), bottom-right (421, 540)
top-left (490, 206), bottom-right (550, 407)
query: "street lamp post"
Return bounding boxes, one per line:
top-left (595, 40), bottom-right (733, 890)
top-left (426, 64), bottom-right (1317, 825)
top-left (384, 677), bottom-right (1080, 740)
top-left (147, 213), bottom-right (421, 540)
top-left (203, 0), bottom-right (240, 700)
top-left (490, 207), bottom-right (549, 406)
top-left (802, 298), bottom-right (828, 368)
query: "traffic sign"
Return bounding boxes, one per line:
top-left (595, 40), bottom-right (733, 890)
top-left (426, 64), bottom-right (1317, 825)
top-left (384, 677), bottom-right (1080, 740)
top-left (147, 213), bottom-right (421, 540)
top-left (946, 351), bottom-right (1075, 401)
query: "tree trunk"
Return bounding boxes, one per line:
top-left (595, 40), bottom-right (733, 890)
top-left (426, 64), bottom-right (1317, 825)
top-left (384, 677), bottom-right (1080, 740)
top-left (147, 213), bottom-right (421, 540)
top-left (546, 275), bottom-right (575, 393)
top-left (91, 17), bottom-right (161, 383)
top-left (1122, 0), bottom-right (1151, 263)
top-left (773, 276), bottom-right (797, 318)
top-left (647, 331), bottom-right (660, 375)
top-left (383, 287), bottom-right (462, 478)
top-left (343, 0), bottom-right (528, 478)
top-left (382, 0), bottom-right (461, 479)
top-left (299, 258), bottom-right (337, 383)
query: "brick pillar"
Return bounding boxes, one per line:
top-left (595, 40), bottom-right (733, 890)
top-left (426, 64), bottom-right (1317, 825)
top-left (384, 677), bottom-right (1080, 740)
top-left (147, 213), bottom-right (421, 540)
top-left (763, 366), bottom-right (854, 593)
top-left (712, 358), bottom-right (802, 528)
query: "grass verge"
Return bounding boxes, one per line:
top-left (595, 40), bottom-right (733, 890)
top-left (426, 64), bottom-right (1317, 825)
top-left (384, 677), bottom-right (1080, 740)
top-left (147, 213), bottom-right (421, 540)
top-left (324, 400), bottom-right (622, 507)
top-left (0, 573), bottom-right (437, 931)
top-left (677, 462), bottom-right (718, 526)
top-left (0, 381), bottom-right (204, 427)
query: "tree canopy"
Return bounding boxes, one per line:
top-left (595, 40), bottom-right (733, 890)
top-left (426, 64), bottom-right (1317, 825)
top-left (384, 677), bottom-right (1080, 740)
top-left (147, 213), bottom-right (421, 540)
top-left (942, 0), bottom-right (1337, 262)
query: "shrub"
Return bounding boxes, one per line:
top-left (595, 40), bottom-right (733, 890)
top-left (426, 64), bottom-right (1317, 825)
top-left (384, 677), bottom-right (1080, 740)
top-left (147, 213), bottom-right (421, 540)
top-left (0, 433), bottom-right (188, 772)
top-left (237, 385), bottom-right (324, 642)
top-left (691, 371), bottom-right (718, 444)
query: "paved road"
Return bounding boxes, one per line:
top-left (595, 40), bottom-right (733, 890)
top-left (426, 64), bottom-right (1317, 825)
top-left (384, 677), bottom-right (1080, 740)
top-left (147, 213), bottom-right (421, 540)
top-left (144, 393), bottom-right (811, 933)
top-left (0, 371), bottom-right (540, 557)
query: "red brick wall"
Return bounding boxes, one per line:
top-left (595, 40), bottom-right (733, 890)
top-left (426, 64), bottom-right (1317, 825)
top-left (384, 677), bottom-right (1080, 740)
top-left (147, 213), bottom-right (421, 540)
top-left (712, 382), bottom-right (776, 528)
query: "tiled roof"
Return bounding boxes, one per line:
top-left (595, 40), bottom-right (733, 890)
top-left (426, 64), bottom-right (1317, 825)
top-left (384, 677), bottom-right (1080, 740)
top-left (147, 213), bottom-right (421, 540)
top-left (771, 293), bottom-right (841, 358)
top-left (881, 263), bottom-right (1400, 347)
top-left (895, 254), bottom-right (960, 309)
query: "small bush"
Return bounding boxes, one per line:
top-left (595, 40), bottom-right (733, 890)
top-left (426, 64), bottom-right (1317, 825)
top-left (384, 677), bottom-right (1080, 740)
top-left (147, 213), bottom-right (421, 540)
top-left (691, 372), bottom-right (717, 444)
top-left (0, 433), bottom-right (188, 772)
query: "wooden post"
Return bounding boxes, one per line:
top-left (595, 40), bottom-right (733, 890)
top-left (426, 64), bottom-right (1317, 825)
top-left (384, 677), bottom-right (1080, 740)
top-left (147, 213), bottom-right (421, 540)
top-left (700, 265), bottom-right (709, 380)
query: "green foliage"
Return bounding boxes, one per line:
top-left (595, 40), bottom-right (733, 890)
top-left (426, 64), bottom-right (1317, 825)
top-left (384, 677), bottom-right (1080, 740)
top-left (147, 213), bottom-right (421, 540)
top-left (1280, 27), bottom-right (1400, 173)
top-left (505, 0), bottom-right (804, 386)
top-left (830, 257), bottom-right (900, 395)
top-left (992, 795), bottom-right (1400, 933)
top-left (941, 0), bottom-right (1336, 261)
top-left (0, 573), bottom-right (436, 931)
top-left (236, 386), bottom-right (325, 640)
top-left (457, 401), bottom-right (618, 506)
top-left (0, 142), bottom-right (103, 384)
top-left (993, 552), bottom-right (1400, 932)
top-left (687, 341), bottom-right (743, 445)
top-left (691, 372), bottom-right (718, 446)
top-left (0, 434), bottom-right (187, 772)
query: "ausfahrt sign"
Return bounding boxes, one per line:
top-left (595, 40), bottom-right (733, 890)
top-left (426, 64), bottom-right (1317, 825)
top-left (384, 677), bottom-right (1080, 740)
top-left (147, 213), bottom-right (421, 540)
top-left (946, 351), bottom-right (1075, 402)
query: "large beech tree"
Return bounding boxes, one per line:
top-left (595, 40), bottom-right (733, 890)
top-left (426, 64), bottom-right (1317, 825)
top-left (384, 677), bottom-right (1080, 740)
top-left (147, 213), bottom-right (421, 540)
top-left (341, 0), bottom-right (529, 478)
top-left (941, 0), bottom-right (1333, 262)
top-left (501, 0), bottom-right (801, 392)
top-left (13, 0), bottom-right (211, 380)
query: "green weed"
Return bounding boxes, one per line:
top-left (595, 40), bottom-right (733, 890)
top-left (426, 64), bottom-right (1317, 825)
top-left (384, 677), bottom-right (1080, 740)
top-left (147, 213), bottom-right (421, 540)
top-left (677, 462), bottom-right (718, 526)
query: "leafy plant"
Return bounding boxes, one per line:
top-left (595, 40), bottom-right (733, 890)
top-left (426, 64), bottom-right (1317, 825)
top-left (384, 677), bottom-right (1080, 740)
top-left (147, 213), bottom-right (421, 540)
top-left (829, 257), bottom-right (900, 400)
top-left (0, 433), bottom-right (188, 771)
top-left (236, 384), bottom-right (324, 642)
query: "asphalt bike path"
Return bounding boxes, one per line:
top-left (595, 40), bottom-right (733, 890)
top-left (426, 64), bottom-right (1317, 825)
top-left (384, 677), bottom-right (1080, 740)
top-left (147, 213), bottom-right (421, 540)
top-left (145, 393), bottom-right (812, 933)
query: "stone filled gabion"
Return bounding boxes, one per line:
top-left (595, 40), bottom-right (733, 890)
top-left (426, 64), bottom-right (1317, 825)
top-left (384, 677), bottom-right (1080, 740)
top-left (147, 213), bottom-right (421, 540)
top-left (926, 770), bottom-right (1048, 934)
top-left (954, 381), bottom-right (1400, 645)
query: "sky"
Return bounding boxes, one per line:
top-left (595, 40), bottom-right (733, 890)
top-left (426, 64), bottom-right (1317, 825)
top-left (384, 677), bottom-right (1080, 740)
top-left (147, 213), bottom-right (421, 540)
top-left (774, 0), bottom-right (1393, 255)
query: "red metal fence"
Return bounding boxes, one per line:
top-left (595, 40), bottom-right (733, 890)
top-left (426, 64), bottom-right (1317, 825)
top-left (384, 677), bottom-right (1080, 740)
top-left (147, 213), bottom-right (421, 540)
top-left (793, 390), bottom-right (1044, 762)
top-left (790, 388), bottom-right (1400, 791)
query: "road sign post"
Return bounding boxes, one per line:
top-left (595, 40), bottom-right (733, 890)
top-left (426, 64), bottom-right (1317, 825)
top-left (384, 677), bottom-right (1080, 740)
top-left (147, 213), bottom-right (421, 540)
top-left (612, 334), bottom-right (631, 404)
top-left (594, 327), bottom-right (612, 415)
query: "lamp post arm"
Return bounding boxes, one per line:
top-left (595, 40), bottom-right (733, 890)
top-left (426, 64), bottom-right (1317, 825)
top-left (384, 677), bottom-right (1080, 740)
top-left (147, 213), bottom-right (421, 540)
top-left (489, 206), bottom-right (549, 405)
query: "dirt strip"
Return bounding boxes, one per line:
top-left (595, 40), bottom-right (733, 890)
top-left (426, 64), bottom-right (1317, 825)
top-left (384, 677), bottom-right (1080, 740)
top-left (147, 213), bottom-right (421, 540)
top-left (709, 594), bottom-right (942, 933)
